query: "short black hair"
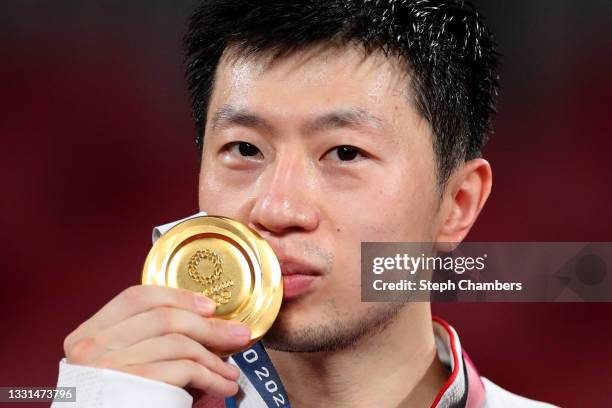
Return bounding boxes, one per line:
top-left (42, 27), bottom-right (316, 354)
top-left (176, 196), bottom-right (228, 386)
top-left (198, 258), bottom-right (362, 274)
top-left (184, 0), bottom-right (499, 186)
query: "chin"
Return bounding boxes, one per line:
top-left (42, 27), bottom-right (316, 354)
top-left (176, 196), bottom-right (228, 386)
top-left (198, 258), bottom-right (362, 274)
top-left (262, 318), bottom-right (304, 352)
top-left (272, 300), bottom-right (313, 332)
top-left (263, 301), bottom-right (406, 353)
top-left (263, 304), bottom-right (321, 350)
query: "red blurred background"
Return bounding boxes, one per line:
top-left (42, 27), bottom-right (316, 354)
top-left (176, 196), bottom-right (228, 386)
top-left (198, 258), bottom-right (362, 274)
top-left (1, 1), bottom-right (611, 406)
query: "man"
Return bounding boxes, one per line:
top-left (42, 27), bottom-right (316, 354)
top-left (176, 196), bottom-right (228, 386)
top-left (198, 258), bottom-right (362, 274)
top-left (54, 1), bottom-right (557, 407)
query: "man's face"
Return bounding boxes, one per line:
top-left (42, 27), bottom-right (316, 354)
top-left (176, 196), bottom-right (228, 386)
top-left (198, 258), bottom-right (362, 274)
top-left (198, 46), bottom-right (441, 351)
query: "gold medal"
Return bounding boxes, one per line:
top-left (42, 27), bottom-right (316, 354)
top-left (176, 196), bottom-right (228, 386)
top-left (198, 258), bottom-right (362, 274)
top-left (142, 215), bottom-right (282, 354)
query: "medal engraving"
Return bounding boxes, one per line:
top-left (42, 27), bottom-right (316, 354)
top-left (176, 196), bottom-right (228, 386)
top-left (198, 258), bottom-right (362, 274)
top-left (187, 249), bottom-right (234, 304)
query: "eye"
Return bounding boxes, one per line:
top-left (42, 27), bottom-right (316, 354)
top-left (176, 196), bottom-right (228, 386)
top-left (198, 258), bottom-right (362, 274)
top-left (324, 145), bottom-right (365, 162)
top-left (224, 141), bottom-right (263, 159)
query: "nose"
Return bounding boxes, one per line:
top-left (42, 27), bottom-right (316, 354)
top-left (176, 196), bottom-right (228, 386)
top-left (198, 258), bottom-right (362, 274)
top-left (249, 153), bottom-right (319, 236)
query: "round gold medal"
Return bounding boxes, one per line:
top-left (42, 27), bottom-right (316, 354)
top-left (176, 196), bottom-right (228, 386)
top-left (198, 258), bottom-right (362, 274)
top-left (142, 215), bottom-right (282, 354)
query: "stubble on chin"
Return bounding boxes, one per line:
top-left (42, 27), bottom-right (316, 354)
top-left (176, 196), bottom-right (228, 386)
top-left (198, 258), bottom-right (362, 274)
top-left (263, 300), bottom-right (406, 353)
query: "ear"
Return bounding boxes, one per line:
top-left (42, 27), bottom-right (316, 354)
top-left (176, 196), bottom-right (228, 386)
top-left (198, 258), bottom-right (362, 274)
top-left (435, 158), bottom-right (492, 250)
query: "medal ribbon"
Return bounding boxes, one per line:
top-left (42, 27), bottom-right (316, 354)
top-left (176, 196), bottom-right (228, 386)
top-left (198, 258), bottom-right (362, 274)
top-left (227, 342), bottom-right (291, 408)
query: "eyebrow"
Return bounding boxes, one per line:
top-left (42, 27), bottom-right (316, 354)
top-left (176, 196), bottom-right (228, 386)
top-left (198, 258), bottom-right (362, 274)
top-left (210, 104), bottom-right (384, 135)
top-left (211, 105), bottom-right (271, 132)
top-left (308, 107), bottom-right (384, 134)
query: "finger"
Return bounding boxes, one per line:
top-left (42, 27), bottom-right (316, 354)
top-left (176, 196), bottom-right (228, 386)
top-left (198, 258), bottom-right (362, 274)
top-left (66, 286), bottom-right (216, 349)
top-left (96, 307), bottom-right (251, 353)
top-left (92, 286), bottom-right (217, 331)
top-left (92, 333), bottom-right (240, 381)
top-left (123, 360), bottom-right (239, 397)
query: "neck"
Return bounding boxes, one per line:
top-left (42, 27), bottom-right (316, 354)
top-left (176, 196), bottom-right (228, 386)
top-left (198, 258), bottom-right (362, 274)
top-left (267, 304), bottom-right (449, 408)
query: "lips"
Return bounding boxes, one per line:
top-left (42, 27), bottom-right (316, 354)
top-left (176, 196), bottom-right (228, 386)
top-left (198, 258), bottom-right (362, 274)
top-left (278, 259), bottom-right (322, 299)
top-left (263, 238), bottom-right (326, 299)
top-left (279, 260), bottom-right (321, 276)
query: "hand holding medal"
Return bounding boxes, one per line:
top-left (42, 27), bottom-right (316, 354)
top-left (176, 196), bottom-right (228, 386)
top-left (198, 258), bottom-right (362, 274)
top-left (142, 215), bottom-right (284, 355)
top-left (142, 215), bottom-right (291, 407)
top-left (62, 215), bottom-right (284, 400)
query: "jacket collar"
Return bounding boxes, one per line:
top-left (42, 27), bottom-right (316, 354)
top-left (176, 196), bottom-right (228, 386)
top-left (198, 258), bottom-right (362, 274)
top-left (431, 316), bottom-right (486, 408)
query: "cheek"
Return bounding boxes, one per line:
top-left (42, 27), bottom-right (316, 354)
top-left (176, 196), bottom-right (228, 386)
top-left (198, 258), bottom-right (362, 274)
top-left (198, 163), bottom-right (245, 216)
top-left (336, 179), bottom-right (436, 243)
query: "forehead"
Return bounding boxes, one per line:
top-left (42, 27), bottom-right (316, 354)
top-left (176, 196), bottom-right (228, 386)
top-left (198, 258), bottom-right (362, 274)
top-left (207, 45), bottom-right (416, 126)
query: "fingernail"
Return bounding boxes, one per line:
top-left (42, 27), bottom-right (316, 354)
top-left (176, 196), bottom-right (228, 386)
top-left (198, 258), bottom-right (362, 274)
top-left (193, 295), bottom-right (216, 313)
top-left (228, 323), bottom-right (251, 340)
